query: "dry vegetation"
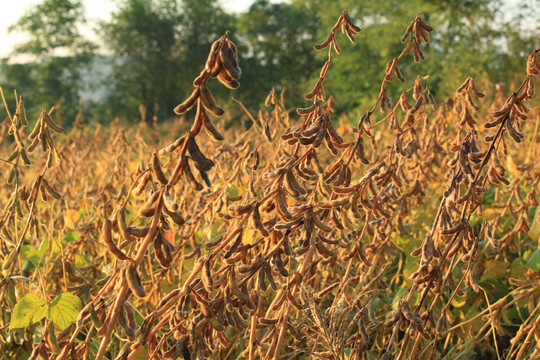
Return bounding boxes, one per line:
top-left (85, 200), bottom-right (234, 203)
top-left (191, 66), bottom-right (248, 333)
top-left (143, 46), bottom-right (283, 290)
top-left (1, 11), bottom-right (540, 360)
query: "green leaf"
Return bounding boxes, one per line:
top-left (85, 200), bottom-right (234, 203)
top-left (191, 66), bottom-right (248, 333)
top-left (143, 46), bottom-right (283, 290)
top-left (22, 253), bottom-right (44, 272)
top-left (451, 295), bottom-right (467, 308)
top-left (525, 249), bottom-right (540, 272)
top-left (20, 245), bottom-right (38, 260)
top-left (482, 187), bottom-right (496, 206)
top-left (10, 293), bottom-right (47, 329)
top-left (49, 292), bottom-right (81, 329)
top-left (37, 236), bottom-right (49, 257)
top-left (21, 237), bottom-right (48, 271)
top-left (528, 206), bottom-right (540, 241)
top-left (481, 260), bottom-right (508, 281)
top-left (63, 232), bottom-right (80, 243)
top-left (226, 183), bottom-right (238, 198)
top-left (74, 254), bottom-right (89, 267)
top-left (392, 288), bottom-right (408, 309)
top-left (52, 232), bottom-right (80, 254)
top-left (22, 258), bottom-right (38, 272)
top-left (510, 258), bottom-right (529, 280)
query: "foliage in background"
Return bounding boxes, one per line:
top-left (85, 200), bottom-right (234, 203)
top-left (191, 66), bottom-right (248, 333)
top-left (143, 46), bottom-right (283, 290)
top-left (295, 0), bottom-right (539, 112)
top-left (0, 0), bottom-right (95, 124)
top-left (235, 0), bottom-right (321, 105)
top-left (0, 0), bottom-right (539, 124)
top-left (96, 0), bottom-right (235, 121)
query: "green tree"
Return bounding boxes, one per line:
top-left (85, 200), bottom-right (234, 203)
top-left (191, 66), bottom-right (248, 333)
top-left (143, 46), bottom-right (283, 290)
top-left (235, 0), bottom-right (321, 106)
top-left (1, 0), bottom-right (95, 124)
top-left (289, 0), bottom-right (530, 114)
top-left (100, 0), bottom-right (235, 121)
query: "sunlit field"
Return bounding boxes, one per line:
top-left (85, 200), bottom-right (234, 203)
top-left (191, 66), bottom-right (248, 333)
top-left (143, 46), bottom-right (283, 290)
top-left (1, 7), bottom-right (540, 360)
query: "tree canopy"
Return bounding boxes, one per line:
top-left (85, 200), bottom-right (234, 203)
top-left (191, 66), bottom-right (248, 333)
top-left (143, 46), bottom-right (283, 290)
top-left (1, 0), bottom-right (537, 125)
top-left (1, 0), bottom-right (95, 123)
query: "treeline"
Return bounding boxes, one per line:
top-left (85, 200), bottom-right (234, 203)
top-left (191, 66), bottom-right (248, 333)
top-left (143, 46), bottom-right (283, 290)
top-left (0, 0), bottom-right (537, 126)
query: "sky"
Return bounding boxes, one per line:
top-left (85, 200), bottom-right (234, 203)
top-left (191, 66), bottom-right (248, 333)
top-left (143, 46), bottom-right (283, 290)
top-left (0, 0), bottom-right (535, 58)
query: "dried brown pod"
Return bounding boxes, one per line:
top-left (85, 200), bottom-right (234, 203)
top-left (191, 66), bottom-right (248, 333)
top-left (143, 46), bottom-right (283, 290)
top-left (202, 110), bottom-right (225, 141)
top-left (163, 205), bottom-right (185, 226)
top-left (264, 263), bottom-right (278, 290)
top-left (315, 239), bottom-right (335, 258)
top-left (174, 87), bottom-right (200, 115)
top-left (127, 226), bottom-right (150, 238)
top-left (45, 322), bottom-right (60, 354)
top-left (115, 207), bottom-right (132, 243)
top-left (314, 34), bottom-right (333, 51)
top-left (401, 23), bottom-right (414, 43)
top-left (441, 221), bottom-right (465, 235)
top-left (297, 102), bottom-right (318, 115)
top-left (27, 135), bottom-right (40, 153)
top-left (312, 212), bottom-right (332, 232)
top-left (159, 135), bottom-right (186, 156)
top-left (257, 266), bottom-right (267, 291)
top-left (102, 219), bottom-right (131, 261)
top-left (42, 109), bottom-right (64, 133)
top-left (219, 43), bottom-right (241, 80)
top-left (124, 305), bottom-right (137, 339)
top-left (163, 190), bottom-right (179, 212)
top-left (492, 95), bottom-right (516, 117)
top-left (317, 282), bottom-right (340, 298)
top-left (200, 85), bottom-right (225, 117)
top-left (251, 204), bottom-right (269, 237)
top-left (126, 263), bottom-right (146, 298)
top-left (263, 121), bottom-right (273, 142)
top-left (205, 39), bottom-right (222, 72)
top-left (133, 171), bottom-right (151, 196)
top-left (217, 68), bottom-right (240, 89)
top-left (151, 151), bottom-right (169, 185)
top-left (138, 190), bottom-right (162, 217)
top-left (224, 229), bottom-right (243, 258)
top-left (41, 178), bottom-right (61, 199)
top-left (228, 200), bottom-right (256, 216)
top-left (358, 243), bottom-right (372, 267)
top-left (182, 161), bottom-right (203, 191)
top-left (154, 231), bottom-right (171, 268)
top-left (506, 116), bottom-right (524, 143)
top-left (274, 255), bottom-right (289, 278)
top-left (187, 137), bottom-right (215, 171)
top-left (202, 259), bottom-right (214, 292)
